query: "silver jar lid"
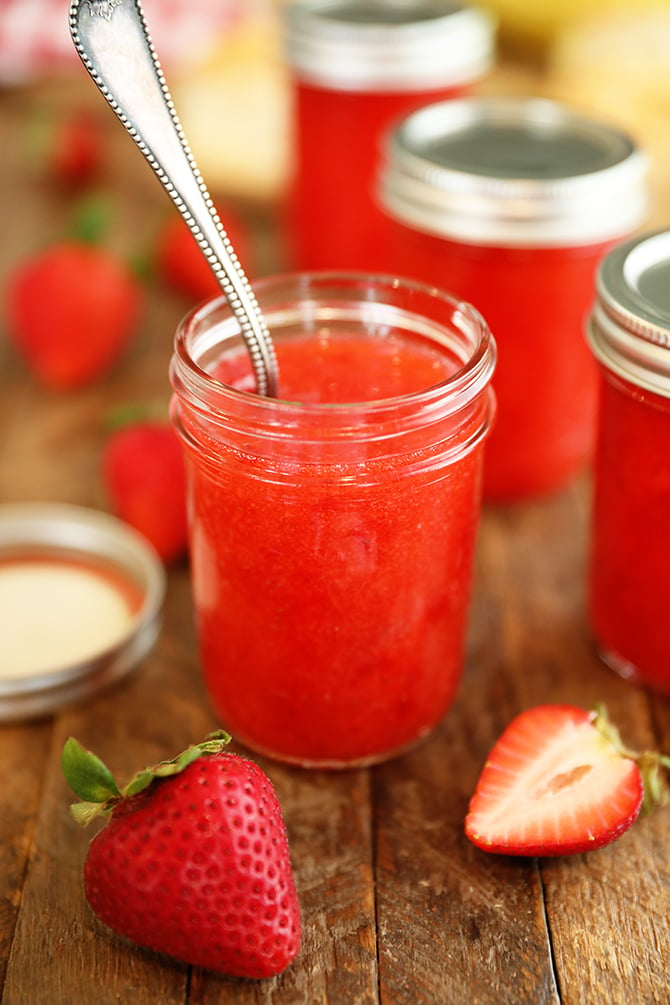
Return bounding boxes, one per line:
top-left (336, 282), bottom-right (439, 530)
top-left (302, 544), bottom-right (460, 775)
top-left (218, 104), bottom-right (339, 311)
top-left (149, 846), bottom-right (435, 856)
top-left (379, 96), bottom-right (648, 245)
top-left (0, 503), bottom-right (166, 721)
top-left (282, 1), bottom-right (495, 92)
top-left (588, 229), bottom-right (670, 397)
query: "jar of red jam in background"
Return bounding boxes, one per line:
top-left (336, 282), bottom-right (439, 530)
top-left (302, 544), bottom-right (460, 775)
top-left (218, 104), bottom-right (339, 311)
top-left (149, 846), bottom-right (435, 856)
top-left (170, 273), bottom-right (496, 768)
top-left (281, 0), bottom-right (495, 272)
top-left (378, 97), bottom-right (648, 502)
top-left (587, 230), bottom-right (670, 693)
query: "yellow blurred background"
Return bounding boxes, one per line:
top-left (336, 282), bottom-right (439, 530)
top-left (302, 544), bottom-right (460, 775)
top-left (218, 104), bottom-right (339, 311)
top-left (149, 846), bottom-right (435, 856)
top-left (0, 0), bottom-right (668, 217)
top-left (162, 0), bottom-right (670, 224)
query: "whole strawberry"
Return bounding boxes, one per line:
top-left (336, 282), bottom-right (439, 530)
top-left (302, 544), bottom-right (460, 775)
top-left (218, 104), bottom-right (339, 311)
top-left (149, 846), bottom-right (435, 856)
top-left (465, 704), bottom-right (670, 857)
top-left (156, 203), bottom-right (252, 304)
top-left (5, 239), bottom-right (142, 390)
top-left (44, 108), bottom-right (104, 188)
top-left (62, 732), bottom-right (301, 979)
top-left (102, 420), bottom-right (188, 563)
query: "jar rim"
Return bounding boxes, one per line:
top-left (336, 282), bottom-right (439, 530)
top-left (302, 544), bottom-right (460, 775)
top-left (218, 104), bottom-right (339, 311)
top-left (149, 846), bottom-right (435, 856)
top-left (170, 272), bottom-right (496, 423)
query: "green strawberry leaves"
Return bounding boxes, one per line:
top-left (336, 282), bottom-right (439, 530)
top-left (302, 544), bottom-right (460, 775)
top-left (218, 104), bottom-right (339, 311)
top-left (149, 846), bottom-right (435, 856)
top-left (592, 703), bottom-right (670, 815)
top-left (70, 192), bottom-right (114, 246)
top-left (62, 738), bottom-right (120, 800)
top-left (637, 751), bottom-right (670, 815)
top-left (62, 731), bottom-right (232, 825)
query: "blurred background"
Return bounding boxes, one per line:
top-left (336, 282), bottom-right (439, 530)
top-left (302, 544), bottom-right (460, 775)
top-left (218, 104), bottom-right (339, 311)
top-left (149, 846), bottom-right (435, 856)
top-left (0, 0), bottom-right (668, 509)
top-left (1, 0), bottom-right (668, 216)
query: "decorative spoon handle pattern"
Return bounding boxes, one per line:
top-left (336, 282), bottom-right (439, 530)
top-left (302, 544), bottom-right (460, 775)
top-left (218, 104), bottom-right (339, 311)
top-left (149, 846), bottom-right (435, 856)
top-left (69, 0), bottom-right (279, 397)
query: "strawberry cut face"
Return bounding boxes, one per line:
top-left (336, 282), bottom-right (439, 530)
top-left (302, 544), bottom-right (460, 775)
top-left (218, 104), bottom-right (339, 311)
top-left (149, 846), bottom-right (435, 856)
top-left (465, 705), bottom-right (645, 857)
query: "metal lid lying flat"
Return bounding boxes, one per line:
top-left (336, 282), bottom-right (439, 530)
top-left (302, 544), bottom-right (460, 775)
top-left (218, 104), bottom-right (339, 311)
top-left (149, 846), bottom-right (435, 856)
top-left (379, 97), bottom-right (648, 245)
top-left (282, 1), bottom-right (495, 91)
top-left (589, 229), bottom-right (670, 397)
top-left (0, 503), bottom-right (166, 722)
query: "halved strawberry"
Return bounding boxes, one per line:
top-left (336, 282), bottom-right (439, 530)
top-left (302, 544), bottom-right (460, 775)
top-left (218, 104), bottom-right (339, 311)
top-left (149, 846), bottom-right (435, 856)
top-left (465, 704), bottom-right (670, 857)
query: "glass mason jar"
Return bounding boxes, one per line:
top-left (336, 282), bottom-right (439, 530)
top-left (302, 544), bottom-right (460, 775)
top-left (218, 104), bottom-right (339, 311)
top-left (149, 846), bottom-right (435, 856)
top-left (170, 273), bottom-right (496, 768)
top-left (281, 0), bottom-right (495, 272)
top-left (378, 96), bottom-right (648, 502)
top-left (587, 230), bottom-right (670, 693)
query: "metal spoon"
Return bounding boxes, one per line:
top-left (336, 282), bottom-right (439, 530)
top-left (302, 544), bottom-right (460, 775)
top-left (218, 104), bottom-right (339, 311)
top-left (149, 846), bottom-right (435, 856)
top-left (69, 0), bottom-right (279, 398)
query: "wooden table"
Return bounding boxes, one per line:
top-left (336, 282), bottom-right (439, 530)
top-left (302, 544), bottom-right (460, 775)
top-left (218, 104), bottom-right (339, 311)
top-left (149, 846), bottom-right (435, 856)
top-left (1, 76), bottom-right (669, 1005)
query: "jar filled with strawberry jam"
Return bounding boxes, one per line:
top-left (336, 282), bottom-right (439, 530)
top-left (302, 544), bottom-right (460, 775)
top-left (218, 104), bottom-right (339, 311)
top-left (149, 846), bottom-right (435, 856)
top-left (281, 0), bottom-right (495, 271)
top-left (170, 273), bottom-right (496, 768)
top-left (587, 230), bottom-right (670, 693)
top-left (378, 97), bottom-right (648, 502)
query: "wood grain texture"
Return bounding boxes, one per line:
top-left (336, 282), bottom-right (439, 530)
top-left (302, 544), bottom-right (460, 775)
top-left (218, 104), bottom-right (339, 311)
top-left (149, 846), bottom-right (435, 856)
top-left (1, 71), bottom-right (670, 1005)
top-left (474, 493), bottom-right (670, 1005)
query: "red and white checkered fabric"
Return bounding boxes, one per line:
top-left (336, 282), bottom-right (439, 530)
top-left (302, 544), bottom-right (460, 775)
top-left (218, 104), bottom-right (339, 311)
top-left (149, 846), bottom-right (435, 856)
top-left (0, 0), bottom-right (249, 83)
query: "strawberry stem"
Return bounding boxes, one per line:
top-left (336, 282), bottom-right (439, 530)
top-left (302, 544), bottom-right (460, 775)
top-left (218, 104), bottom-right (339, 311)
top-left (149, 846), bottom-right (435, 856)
top-left (63, 730), bottom-right (232, 826)
top-left (62, 737), bottom-right (120, 802)
top-left (638, 753), bottom-right (670, 815)
top-left (70, 193), bottom-right (113, 245)
top-left (592, 704), bottom-right (670, 815)
top-left (103, 402), bottom-right (170, 432)
top-left (590, 703), bottom-right (636, 758)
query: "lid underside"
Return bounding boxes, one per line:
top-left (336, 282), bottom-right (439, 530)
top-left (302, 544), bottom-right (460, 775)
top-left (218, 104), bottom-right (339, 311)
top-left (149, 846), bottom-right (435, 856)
top-left (0, 503), bottom-right (165, 721)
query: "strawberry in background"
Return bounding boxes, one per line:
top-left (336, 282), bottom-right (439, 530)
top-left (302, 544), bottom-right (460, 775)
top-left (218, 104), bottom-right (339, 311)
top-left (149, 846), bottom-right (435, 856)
top-left (102, 418), bottom-right (189, 565)
top-left (44, 108), bottom-right (104, 188)
top-left (156, 201), bottom-right (253, 303)
top-left (4, 199), bottom-right (144, 390)
top-left (27, 106), bottom-right (105, 189)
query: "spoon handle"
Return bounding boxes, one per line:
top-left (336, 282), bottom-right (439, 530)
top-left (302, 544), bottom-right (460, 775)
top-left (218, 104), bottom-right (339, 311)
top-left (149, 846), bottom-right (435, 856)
top-left (69, 0), bottom-right (279, 398)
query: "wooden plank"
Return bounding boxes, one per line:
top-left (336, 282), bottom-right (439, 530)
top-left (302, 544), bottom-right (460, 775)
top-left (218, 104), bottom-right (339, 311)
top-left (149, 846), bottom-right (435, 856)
top-left (372, 530), bottom-right (561, 1004)
top-left (0, 722), bottom-right (54, 989)
top-left (476, 485), bottom-right (670, 1005)
top-left (374, 731), bottom-right (559, 1004)
top-left (543, 821), bottom-right (670, 1005)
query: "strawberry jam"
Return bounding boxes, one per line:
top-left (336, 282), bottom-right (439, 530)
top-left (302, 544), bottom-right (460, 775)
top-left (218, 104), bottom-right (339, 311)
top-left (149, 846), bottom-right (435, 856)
top-left (587, 230), bottom-right (670, 692)
top-left (281, 0), bottom-right (494, 271)
top-left (171, 274), bottom-right (496, 766)
top-left (378, 97), bottom-right (648, 501)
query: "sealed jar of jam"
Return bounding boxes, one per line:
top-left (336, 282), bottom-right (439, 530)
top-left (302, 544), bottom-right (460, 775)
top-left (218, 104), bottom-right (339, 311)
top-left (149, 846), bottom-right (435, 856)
top-left (378, 97), bottom-right (648, 501)
top-left (587, 229), bottom-right (670, 693)
top-left (281, 0), bottom-right (495, 272)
